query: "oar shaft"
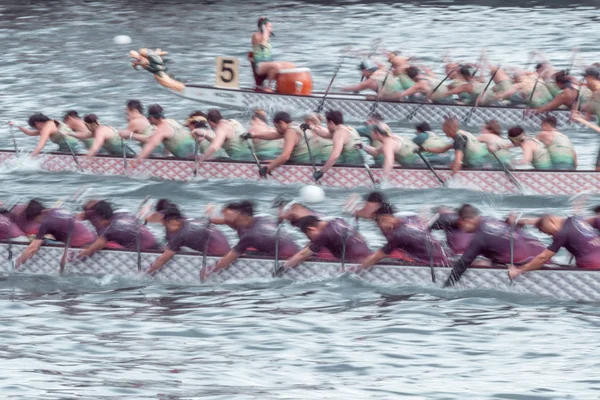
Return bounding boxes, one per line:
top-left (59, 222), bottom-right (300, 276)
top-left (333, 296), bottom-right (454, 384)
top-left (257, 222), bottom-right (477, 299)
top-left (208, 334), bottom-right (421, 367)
top-left (316, 59), bottom-right (345, 113)
top-left (193, 138), bottom-right (200, 177)
top-left (490, 151), bottom-right (524, 194)
top-left (62, 136), bottom-right (84, 173)
top-left (9, 125), bottom-right (18, 152)
top-left (121, 137), bottom-right (128, 172)
top-left (416, 151), bottom-right (445, 186)
top-left (301, 127), bottom-right (318, 174)
top-left (245, 139), bottom-right (265, 177)
top-left (406, 71), bottom-right (453, 121)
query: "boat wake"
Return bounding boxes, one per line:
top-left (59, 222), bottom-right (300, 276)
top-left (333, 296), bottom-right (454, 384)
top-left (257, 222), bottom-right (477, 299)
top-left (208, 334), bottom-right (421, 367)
top-left (0, 151), bottom-right (43, 173)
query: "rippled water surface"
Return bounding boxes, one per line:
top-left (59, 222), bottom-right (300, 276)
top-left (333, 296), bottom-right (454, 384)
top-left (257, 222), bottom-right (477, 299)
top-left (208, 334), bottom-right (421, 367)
top-left (1, 1), bottom-right (600, 398)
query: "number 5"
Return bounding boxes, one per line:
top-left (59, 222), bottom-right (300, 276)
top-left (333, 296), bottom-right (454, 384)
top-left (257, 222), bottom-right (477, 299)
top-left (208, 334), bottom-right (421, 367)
top-left (216, 57), bottom-right (240, 89)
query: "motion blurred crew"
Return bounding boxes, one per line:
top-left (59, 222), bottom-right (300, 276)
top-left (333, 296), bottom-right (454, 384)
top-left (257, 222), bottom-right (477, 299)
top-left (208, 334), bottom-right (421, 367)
top-left (82, 114), bottom-right (135, 157)
top-left (535, 116), bottom-right (576, 170)
top-left (196, 109), bottom-right (253, 162)
top-left (341, 60), bottom-right (401, 100)
top-left (506, 126), bottom-right (553, 170)
top-left (10, 113), bottom-right (80, 156)
top-left (118, 100), bottom-right (164, 155)
top-left (137, 104), bottom-right (195, 159)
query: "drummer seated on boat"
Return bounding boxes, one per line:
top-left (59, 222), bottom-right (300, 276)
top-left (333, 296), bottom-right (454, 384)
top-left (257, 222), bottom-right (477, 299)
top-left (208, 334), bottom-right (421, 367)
top-left (508, 215), bottom-right (600, 280)
top-left (10, 113), bottom-right (81, 156)
top-left (358, 122), bottom-right (423, 179)
top-left (242, 111), bottom-right (310, 177)
top-left (203, 201), bottom-right (299, 280)
top-left (15, 200), bottom-right (97, 267)
top-left (80, 114), bottom-right (135, 157)
top-left (355, 203), bottom-right (448, 272)
top-left (340, 60), bottom-right (401, 101)
top-left (146, 206), bottom-right (230, 275)
top-left (251, 17), bottom-right (296, 91)
top-left (284, 215), bottom-right (372, 269)
top-left (535, 116), bottom-right (577, 170)
top-left (196, 109), bottom-right (253, 162)
top-left (74, 201), bottom-right (159, 261)
top-left (309, 110), bottom-right (363, 181)
top-left (136, 104), bottom-right (196, 159)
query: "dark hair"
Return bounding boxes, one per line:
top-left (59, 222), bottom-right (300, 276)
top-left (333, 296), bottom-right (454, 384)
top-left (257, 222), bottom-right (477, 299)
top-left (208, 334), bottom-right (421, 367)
top-left (406, 66), bottom-right (420, 80)
top-left (163, 206), bottom-right (183, 221)
top-left (325, 110), bottom-right (344, 125)
top-left (156, 199), bottom-right (173, 212)
top-left (364, 191), bottom-right (385, 204)
top-left (83, 114), bottom-right (99, 124)
top-left (374, 203), bottom-right (396, 217)
top-left (457, 204), bottom-right (479, 219)
top-left (253, 109), bottom-right (268, 123)
top-left (554, 70), bottom-right (570, 85)
top-left (63, 110), bottom-right (79, 121)
top-left (257, 16), bottom-right (270, 30)
top-left (147, 104), bottom-right (164, 119)
top-left (296, 215), bottom-right (320, 234)
top-left (224, 200), bottom-right (254, 216)
top-left (485, 120), bottom-right (502, 136)
top-left (127, 100), bottom-right (143, 113)
top-left (459, 64), bottom-right (473, 78)
top-left (508, 126), bottom-right (525, 138)
top-left (535, 62), bottom-right (547, 72)
top-left (93, 200), bottom-right (113, 220)
top-left (25, 199), bottom-right (45, 221)
top-left (592, 205), bottom-right (600, 214)
top-left (28, 113), bottom-right (50, 128)
top-left (273, 111), bottom-right (292, 124)
top-left (415, 122), bottom-right (431, 133)
top-left (207, 109), bottom-right (222, 124)
top-left (541, 116), bottom-right (557, 128)
top-left (188, 110), bottom-right (207, 119)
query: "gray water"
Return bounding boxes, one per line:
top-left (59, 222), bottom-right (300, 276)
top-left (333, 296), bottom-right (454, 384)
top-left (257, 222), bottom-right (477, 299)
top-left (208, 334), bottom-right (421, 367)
top-left (1, 1), bottom-right (600, 398)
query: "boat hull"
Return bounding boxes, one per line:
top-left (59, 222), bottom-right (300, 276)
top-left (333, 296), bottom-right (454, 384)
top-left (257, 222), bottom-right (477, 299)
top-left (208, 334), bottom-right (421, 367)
top-left (1, 241), bottom-right (599, 301)
top-left (1, 150), bottom-right (598, 195)
top-left (174, 84), bottom-right (577, 129)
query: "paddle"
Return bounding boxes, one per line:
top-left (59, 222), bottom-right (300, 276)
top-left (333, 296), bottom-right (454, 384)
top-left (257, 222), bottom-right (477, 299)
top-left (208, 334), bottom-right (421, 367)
top-left (425, 238), bottom-right (436, 283)
top-left (121, 137), bottom-right (128, 172)
top-left (522, 76), bottom-right (541, 121)
top-left (416, 150), bottom-right (446, 186)
top-left (243, 134), bottom-right (267, 179)
top-left (367, 65), bottom-right (393, 117)
top-left (201, 219), bottom-right (211, 280)
top-left (490, 150), bottom-right (525, 194)
top-left (135, 196), bottom-right (153, 272)
top-left (300, 125), bottom-right (320, 182)
top-left (61, 135), bottom-right (84, 173)
top-left (572, 115), bottom-right (600, 133)
top-left (59, 187), bottom-right (91, 272)
top-left (273, 222), bottom-right (282, 276)
top-left (8, 124), bottom-right (18, 152)
top-left (193, 137), bottom-right (200, 177)
top-left (508, 212), bottom-right (523, 285)
top-left (465, 64), bottom-right (502, 123)
top-left (356, 145), bottom-right (379, 186)
top-left (316, 49), bottom-right (350, 114)
top-left (406, 70), bottom-right (454, 121)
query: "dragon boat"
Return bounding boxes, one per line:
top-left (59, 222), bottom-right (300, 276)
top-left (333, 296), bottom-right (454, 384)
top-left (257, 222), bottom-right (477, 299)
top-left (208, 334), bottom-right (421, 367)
top-left (1, 150), bottom-right (598, 195)
top-left (2, 241), bottom-right (599, 301)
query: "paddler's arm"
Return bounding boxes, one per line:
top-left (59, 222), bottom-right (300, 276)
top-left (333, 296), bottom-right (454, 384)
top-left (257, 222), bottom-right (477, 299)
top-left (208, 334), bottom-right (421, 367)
top-left (533, 91), bottom-right (571, 113)
top-left (11, 123), bottom-right (38, 136)
top-left (266, 130), bottom-right (296, 172)
top-left (507, 249), bottom-right (555, 279)
top-left (381, 139), bottom-right (396, 176)
top-left (198, 128), bottom-right (228, 162)
top-left (15, 239), bottom-right (43, 267)
top-left (357, 249), bottom-right (386, 271)
top-left (445, 83), bottom-right (472, 96)
top-left (450, 150), bottom-right (464, 175)
top-left (31, 124), bottom-right (54, 156)
top-left (360, 143), bottom-right (383, 158)
top-left (320, 131), bottom-right (345, 173)
top-left (283, 246), bottom-right (314, 269)
top-left (443, 238), bottom-right (481, 287)
top-left (248, 130), bottom-right (280, 141)
top-left (76, 236), bottom-right (108, 259)
top-left (212, 249), bottom-right (241, 272)
top-left (518, 142), bottom-right (534, 165)
top-left (146, 248), bottom-right (176, 274)
top-left (69, 130), bottom-right (92, 140)
top-left (85, 132), bottom-right (107, 157)
top-left (494, 85), bottom-right (518, 100)
top-left (137, 129), bottom-right (166, 159)
top-left (397, 81), bottom-right (426, 99)
top-left (425, 143), bottom-right (453, 154)
top-left (341, 80), bottom-right (377, 93)
top-left (310, 124), bottom-right (333, 139)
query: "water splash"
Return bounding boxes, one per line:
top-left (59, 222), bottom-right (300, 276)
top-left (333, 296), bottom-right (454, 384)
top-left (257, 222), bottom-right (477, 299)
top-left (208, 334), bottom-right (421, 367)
top-left (0, 151), bottom-right (42, 173)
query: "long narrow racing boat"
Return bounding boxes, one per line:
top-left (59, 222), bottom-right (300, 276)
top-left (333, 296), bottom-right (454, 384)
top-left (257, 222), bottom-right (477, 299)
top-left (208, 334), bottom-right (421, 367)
top-left (2, 150), bottom-right (598, 195)
top-left (2, 241), bottom-right (598, 301)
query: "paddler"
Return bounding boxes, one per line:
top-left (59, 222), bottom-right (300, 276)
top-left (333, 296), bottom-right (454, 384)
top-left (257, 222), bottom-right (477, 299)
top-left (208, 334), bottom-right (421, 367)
top-left (74, 201), bottom-right (158, 261)
top-left (185, 112), bottom-right (229, 160)
top-left (355, 203), bottom-right (447, 271)
top-left (444, 65), bottom-right (488, 105)
top-left (351, 191), bottom-right (386, 219)
top-left (354, 112), bottom-right (385, 165)
top-left (428, 116), bottom-right (494, 176)
top-left (62, 110), bottom-right (96, 151)
top-left (283, 215), bottom-right (372, 269)
top-left (146, 206), bottom-right (230, 275)
top-left (508, 214), bottom-right (600, 279)
top-left (136, 104), bottom-right (196, 159)
top-left (10, 113), bottom-right (81, 156)
top-left (81, 114), bottom-right (136, 157)
top-left (308, 110), bottom-right (363, 181)
top-left (535, 116), bottom-right (577, 170)
top-left (6, 202), bottom-right (41, 237)
top-left (196, 109), bottom-right (253, 162)
top-left (358, 121), bottom-right (423, 179)
top-left (475, 120), bottom-right (512, 165)
top-left (494, 70), bottom-right (554, 107)
top-left (203, 201), bottom-right (299, 279)
top-left (15, 200), bottom-right (97, 267)
top-left (392, 66), bottom-right (451, 103)
top-left (0, 210), bottom-right (28, 242)
top-left (247, 109), bottom-right (283, 161)
top-left (531, 71), bottom-right (580, 114)
top-left (251, 17), bottom-right (296, 91)
top-left (505, 126), bottom-right (553, 170)
top-left (443, 204), bottom-right (546, 287)
top-left (411, 122), bottom-right (452, 164)
top-left (118, 100), bottom-right (163, 156)
top-left (241, 111), bottom-right (310, 177)
top-left (429, 206), bottom-right (474, 256)
top-left (581, 67), bottom-right (600, 124)
top-left (340, 60), bottom-right (401, 100)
